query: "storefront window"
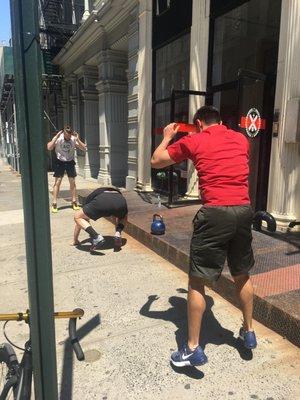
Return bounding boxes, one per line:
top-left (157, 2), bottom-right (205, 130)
top-left (152, 34), bottom-right (190, 195)
top-left (155, 34), bottom-right (190, 101)
top-left (156, 0), bottom-right (171, 16)
top-left (212, 0), bottom-right (281, 85)
top-left (209, 0), bottom-right (281, 210)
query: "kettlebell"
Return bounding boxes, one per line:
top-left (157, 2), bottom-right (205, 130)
top-left (151, 214), bottom-right (166, 235)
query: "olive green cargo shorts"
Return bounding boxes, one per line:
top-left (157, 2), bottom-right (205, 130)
top-left (190, 205), bottom-right (255, 282)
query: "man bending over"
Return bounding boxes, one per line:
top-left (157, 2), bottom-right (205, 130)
top-left (72, 187), bottom-right (128, 251)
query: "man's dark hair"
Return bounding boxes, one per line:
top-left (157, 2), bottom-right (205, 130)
top-left (63, 125), bottom-right (73, 135)
top-left (193, 106), bottom-right (221, 125)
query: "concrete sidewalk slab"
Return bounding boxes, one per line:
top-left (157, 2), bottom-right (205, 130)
top-left (0, 165), bottom-right (299, 399)
top-left (74, 188), bottom-right (300, 348)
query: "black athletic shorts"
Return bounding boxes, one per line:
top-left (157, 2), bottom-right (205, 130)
top-left (83, 192), bottom-right (128, 221)
top-left (53, 159), bottom-right (77, 178)
top-left (190, 205), bottom-right (255, 282)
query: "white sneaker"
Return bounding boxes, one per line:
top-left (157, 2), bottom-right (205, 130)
top-left (91, 235), bottom-right (105, 250)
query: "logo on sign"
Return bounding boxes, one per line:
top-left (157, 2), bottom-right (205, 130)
top-left (240, 108), bottom-right (266, 138)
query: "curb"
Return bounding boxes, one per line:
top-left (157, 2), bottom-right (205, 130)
top-left (109, 215), bottom-right (300, 348)
top-left (77, 191), bottom-right (300, 348)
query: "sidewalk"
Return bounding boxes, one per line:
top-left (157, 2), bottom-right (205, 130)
top-left (59, 174), bottom-right (300, 348)
top-left (0, 163), bottom-right (299, 399)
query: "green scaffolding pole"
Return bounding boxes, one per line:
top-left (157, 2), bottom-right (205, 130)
top-left (10, 0), bottom-right (58, 398)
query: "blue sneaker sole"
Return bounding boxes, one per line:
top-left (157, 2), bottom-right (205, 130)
top-left (171, 356), bottom-right (208, 368)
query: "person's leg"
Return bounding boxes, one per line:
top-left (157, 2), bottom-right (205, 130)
top-left (71, 223), bottom-right (82, 246)
top-left (233, 274), bottom-right (254, 331)
top-left (113, 215), bottom-right (127, 249)
top-left (73, 209), bottom-right (90, 245)
top-left (187, 275), bottom-right (206, 350)
top-left (170, 274), bottom-right (208, 367)
top-left (115, 215), bottom-right (127, 235)
top-left (68, 176), bottom-right (77, 204)
top-left (74, 209), bottom-right (104, 249)
top-left (52, 177), bottom-right (63, 209)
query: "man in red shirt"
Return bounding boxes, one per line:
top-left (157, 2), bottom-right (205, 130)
top-left (151, 106), bottom-right (257, 367)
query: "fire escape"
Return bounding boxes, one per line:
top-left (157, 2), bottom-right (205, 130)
top-left (39, 0), bottom-right (84, 131)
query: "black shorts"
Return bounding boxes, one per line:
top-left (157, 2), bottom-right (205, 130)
top-left (53, 159), bottom-right (77, 178)
top-left (190, 205), bottom-right (255, 282)
top-left (83, 192), bottom-right (128, 221)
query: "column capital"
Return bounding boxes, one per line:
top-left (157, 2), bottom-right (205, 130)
top-left (95, 80), bottom-right (127, 94)
top-left (81, 90), bottom-right (99, 101)
top-left (64, 74), bottom-right (77, 83)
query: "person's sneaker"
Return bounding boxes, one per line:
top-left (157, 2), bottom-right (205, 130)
top-left (72, 202), bottom-right (80, 211)
top-left (51, 204), bottom-right (58, 213)
top-left (239, 327), bottom-right (257, 349)
top-left (90, 235), bottom-right (105, 251)
top-left (171, 345), bottom-right (208, 367)
top-left (114, 233), bottom-right (122, 250)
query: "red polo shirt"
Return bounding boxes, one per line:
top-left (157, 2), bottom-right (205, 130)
top-left (167, 124), bottom-right (250, 206)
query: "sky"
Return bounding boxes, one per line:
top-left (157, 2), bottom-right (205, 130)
top-left (0, 0), bottom-right (12, 46)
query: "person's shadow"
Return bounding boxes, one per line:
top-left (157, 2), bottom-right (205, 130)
top-left (140, 289), bottom-right (252, 378)
top-left (75, 237), bottom-right (127, 254)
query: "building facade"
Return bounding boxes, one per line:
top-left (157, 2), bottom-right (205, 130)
top-left (0, 0), bottom-right (85, 170)
top-left (44, 0), bottom-right (300, 228)
top-left (0, 46), bottom-right (18, 171)
top-left (0, 0), bottom-right (298, 229)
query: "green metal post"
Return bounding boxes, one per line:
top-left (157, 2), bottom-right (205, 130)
top-left (10, 1), bottom-right (58, 399)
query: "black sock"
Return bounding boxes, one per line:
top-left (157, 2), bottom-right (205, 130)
top-left (116, 223), bottom-right (124, 233)
top-left (85, 226), bottom-right (99, 239)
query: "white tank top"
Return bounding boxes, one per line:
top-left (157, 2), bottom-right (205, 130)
top-left (55, 134), bottom-right (76, 162)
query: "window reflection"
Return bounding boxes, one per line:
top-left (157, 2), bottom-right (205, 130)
top-left (212, 0), bottom-right (281, 85)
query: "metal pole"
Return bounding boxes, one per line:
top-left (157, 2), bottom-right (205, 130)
top-left (168, 89), bottom-right (176, 206)
top-left (10, 1), bottom-right (58, 399)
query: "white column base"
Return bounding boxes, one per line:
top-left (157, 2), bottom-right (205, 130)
top-left (126, 176), bottom-right (137, 190)
top-left (136, 181), bottom-right (152, 192)
top-left (98, 171), bottom-right (112, 186)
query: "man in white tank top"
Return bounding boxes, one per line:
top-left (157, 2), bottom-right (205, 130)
top-left (47, 125), bottom-right (86, 213)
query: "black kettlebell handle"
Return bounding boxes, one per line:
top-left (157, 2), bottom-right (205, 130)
top-left (153, 214), bottom-right (163, 221)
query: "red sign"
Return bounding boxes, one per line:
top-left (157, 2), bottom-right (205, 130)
top-left (154, 122), bottom-right (197, 135)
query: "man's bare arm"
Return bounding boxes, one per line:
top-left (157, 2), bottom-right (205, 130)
top-left (151, 123), bottom-right (178, 169)
top-left (47, 131), bottom-right (62, 151)
top-left (74, 132), bottom-right (87, 151)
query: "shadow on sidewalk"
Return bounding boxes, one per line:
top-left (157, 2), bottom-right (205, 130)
top-left (140, 289), bottom-right (252, 378)
top-left (60, 314), bottom-right (101, 400)
top-left (75, 237), bottom-right (127, 254)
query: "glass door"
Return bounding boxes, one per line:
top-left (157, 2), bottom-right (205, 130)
top-left (237, 70), bottom-right (266, 210)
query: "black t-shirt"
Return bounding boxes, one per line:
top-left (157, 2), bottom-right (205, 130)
top-left (85, 187), bottom-right (122, 205)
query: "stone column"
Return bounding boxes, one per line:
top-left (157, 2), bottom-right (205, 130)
top-left (70, 94), bottom-right (79, 131)
top-left (66, 75), bottom-right (79, 130)
top-left (61, 81), bottom-right (68, 124)
top-left (136, 0), bottom-right (152, 191)
top-left (75, 66), bottom-right (99, 179)
top-left (81, 90), bottom-right (100, 179)
top-left (186, 0), bottom-right (210, 198)
top-left (96, 50), bottom-right (128, 187)
top-left (267, 0), bottom-right (300, 229)
top-left (126, 5), bottom-right (139, 190)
